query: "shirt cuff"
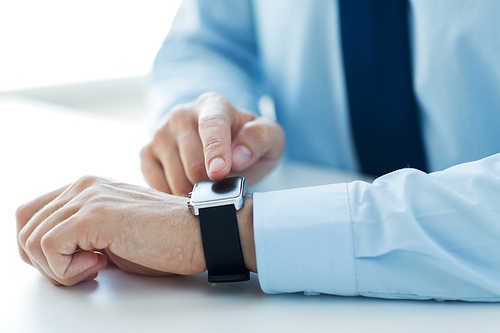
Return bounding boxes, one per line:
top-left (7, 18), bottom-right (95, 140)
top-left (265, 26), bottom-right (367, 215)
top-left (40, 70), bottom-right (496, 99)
top-left (253, 183), bottom-right (359, 295)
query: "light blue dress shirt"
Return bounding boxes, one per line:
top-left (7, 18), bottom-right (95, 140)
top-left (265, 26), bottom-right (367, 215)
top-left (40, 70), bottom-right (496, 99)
top-left (150, 0), bottom-right (500, 301)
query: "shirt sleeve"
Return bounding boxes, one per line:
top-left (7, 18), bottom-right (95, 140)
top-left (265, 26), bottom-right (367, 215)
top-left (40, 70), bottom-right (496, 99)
top-left (253, 153), bottom-right (500, 301)
top-left (148, 0), bottom-right (264, 125)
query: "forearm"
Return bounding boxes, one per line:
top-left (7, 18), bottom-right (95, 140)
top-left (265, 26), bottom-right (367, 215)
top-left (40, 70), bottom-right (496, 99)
top-left (150, 49), bottom-right (263, 121)
top-left (149, 0), bottom-right (264, 123)
top-left (253, 153), bottom-right (500, 300)
top-left (350, 156), bottom-right (500, 301)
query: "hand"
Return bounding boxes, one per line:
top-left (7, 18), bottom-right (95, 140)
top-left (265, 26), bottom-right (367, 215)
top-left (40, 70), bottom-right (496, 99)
top-left (141, 92), bottom-right (285, 195)
top-left (16, 176), bottom-right (207, 286)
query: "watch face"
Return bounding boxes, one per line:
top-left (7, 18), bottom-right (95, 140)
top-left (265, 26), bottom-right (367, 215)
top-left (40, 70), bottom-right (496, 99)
top-left (191, 177), bottom-right (243, 203)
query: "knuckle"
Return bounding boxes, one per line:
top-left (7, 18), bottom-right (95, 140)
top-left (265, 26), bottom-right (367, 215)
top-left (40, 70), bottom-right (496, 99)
top-left (152, 122), bottom-right (180, 147)
top-left (79, 183), bottom-right (103, 199)
top-left (244, 119), bottom-right (285, 154)
top-left (15, 204), bottom-right (29, 228)
top-left (196, 91), bottom-right (225, 105)
top-left (247, 122), bottom-right (270, 147)
top-left (166, 105), bottom-right (196, 133)
top-left (152, 124), bottom-right (169, 144)
top-left (168, 105), bottom-right (189, 123)
top-left (40, 233), bottom-right (54, 254)
top-left (256, 123), bottom-right (271, 143)
top-left (25, 236), bottom-right (38, 256)
top-left (18, 227), bottom-right (30, 248)
top-left (199, 113), bottom-right (227, 128)
top-left (76, 185), bottom-right (112, 216)
top-left (198, 114), bottom-right (229, 137)
top-left (196, 93), bottom-right (234, 120)
top-left (204, 137), bottom-right (226, 155)
top-left (72, 175), bottom-right (100, 191)
top-left (82, 191), bottom-right (113, 216)
top-left (140, 145), bottom-right (151, 160)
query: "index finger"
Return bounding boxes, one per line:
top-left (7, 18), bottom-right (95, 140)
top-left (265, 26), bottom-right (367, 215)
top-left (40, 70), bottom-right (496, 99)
top-left (197, 95), bottom-right (233, 180)
top-left (16, 184), bottom-right (69, 264)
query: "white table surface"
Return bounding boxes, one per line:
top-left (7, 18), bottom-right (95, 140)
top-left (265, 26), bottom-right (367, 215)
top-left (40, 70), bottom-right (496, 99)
top-left (1, 96), bottom-right (499, 333)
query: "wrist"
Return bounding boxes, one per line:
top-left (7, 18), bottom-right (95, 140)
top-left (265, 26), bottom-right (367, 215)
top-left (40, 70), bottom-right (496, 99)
top-left (237, 194), bottom-right (257, 272)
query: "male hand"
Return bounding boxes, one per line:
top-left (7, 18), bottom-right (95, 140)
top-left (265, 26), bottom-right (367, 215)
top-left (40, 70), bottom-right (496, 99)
top-left (16, 176), bottom-right (207, 286)
top-left (140, 92), bottom-right (285, 195)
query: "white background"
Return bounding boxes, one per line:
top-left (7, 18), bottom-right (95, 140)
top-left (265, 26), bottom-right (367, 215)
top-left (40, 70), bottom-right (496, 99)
top-left (0, 0), bottom-right (182, 92)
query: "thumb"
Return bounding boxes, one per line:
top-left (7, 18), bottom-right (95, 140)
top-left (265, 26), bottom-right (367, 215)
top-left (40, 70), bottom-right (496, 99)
top-left (231, 117), bottom-right (285, 171)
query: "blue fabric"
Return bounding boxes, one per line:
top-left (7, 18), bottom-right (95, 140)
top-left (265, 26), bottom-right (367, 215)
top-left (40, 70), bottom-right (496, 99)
top-left (339, 0), bottom-right (428, 177)
top-left (150, 0), bottom-right (500, 300)
top-left (255, 154), bottom-right (500, 301)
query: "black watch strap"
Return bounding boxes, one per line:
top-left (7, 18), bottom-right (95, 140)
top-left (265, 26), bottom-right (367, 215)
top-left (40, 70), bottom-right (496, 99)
top-left (199, 204), bottom-right (250, 283)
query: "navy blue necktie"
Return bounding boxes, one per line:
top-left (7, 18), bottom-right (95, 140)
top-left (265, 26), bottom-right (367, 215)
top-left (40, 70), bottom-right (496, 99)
top-left (339, 0), bottom-right (428, 177)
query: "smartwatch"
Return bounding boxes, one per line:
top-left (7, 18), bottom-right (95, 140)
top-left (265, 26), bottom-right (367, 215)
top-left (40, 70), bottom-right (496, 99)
top-left (187, 176), bottom-right (250, 283)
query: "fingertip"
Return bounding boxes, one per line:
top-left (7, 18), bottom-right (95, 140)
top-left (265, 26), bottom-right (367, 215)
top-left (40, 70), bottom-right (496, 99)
top-left (82, 272), bottom-right (99, 282)
top-left (77, 252), bottom-right (106, 283)
top-left (94, 251), bottom-right (108, 270)
top-left (209, 157), bottom-right (225, 173)
top-left (56, 251), bottom-right (106, 280)
top-left (208, 157), bottom-right (230, 180)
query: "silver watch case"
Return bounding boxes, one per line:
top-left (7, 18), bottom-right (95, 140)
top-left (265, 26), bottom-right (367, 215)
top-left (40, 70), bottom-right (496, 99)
top-left (187, 177), bottom-right (247, 216)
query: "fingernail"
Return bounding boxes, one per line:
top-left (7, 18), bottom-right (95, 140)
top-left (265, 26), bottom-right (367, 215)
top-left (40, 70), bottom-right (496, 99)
top-left (209, 157), bottom-right (225, 174)
top-left (233, 145), bottom-right (252, 167)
